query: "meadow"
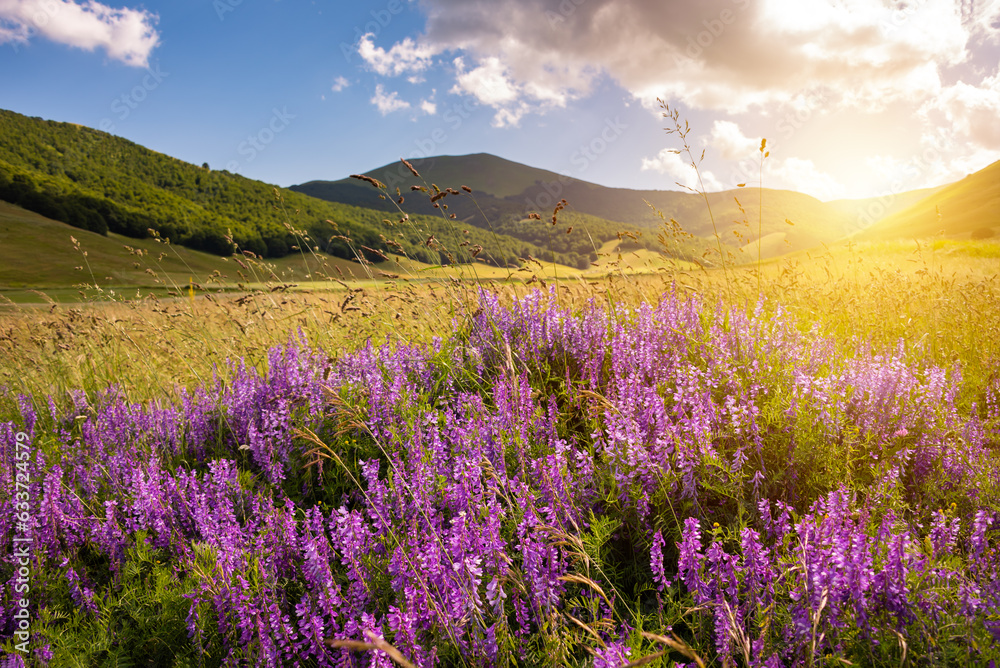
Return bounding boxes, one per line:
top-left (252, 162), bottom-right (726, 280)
top-left (2, 224), bottom-right (999, 667)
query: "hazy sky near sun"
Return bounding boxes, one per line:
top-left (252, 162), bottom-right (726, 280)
top-left (1, 0), bottom-right (998, 201)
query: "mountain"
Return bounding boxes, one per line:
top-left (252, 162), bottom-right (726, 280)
top-left (853, 160), bottom-right (1000, 241)
top-left (294, 154), bottom-right (938, 260)
top-left (0, 109), bottom-right (573, 272)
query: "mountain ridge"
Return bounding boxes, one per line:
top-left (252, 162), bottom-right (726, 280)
top-left (293, 153), bottom-right (948, 259)
top-left (2, 107), bottom-right (991, 281)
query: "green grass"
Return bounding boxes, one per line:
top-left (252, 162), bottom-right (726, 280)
top-left (2, 238), bottom-right (997, 408)
top-left (0, 200), bottom-right (235, 289)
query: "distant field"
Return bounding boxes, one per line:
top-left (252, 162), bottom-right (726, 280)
top-left (0, 201), bottom-right (585, 303)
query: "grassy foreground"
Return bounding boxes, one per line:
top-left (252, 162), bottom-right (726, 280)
top-left (1, 245), bottom-right (999, 667)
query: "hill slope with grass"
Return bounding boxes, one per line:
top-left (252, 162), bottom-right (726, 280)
top-left (0, 199), bottom-right (594, 303)
top-left (0, 200), bottom-right (427, 300)
top-left (0, 109), bottom-right (586, 272)
top-left (0, 200), bottom-right (237, 288)
top-left (853, 160), bottom-right (1000, 241)
top-left (294, 153), bottom-right (938, 260)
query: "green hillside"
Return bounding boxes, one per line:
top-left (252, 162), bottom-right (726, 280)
top-left (0, 200), bottom-right (414, 298)
top-left (854, 160), bottom-right (1000, 241)
top-left (0, 200), bottom-right (233, 291)
top-left (295, 153), bottom-right (929, 260)
top-left (294, 156), bottom-right (690, 265)
top-left (0, 109), bottom-right (581, 272)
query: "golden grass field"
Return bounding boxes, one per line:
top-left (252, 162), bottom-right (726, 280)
top-left (2, 235), bottom-right (998, 416)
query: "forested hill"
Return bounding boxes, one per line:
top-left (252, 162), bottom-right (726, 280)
top-left (293, 153), bottom-right (892, 260)
top-left (0, 109), bottom-right (567, 267)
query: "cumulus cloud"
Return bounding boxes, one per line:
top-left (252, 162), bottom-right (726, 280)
top-left (409, 0), bottom-right (996, 117)
top-left (450, 56), bottom-right (518, 105)
top-left (450, 56), bottom-right (534, 126)
top-left (357, 33), bottom-right (435, 76)
top-left (354, 0), bottom-right (1000, 193)
top-left (373, 0), bottom-right (999, 193)
top-left (864, 121), bottom-right (1000, 191)
top-left (959, 0), bottom-right (1000, 42)
top-left (710, 120), bottom-right (759, 161)
top-left (420, 99), bottom-right (437, 115)
top-left (448, 54), bottom-right (572, 126)
top-left (370, 84), bottom-right (410, 115)
top-left (926, 70), bottom-right (1000, 150)
top-left (641, 142), bottom-right (846, 200)
top-left (700, 119), bottom-right (845, 198)
top-left (331, 75), bottom-right (350, 92)
top-left (641, 148), bottom-right (724, 191)
top-left (0, 0), bottom-right (159, 66)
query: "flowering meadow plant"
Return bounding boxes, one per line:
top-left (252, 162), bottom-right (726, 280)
top-left (2, 288), bottom-right (999, 666)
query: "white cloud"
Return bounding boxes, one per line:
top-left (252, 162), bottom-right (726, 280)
top-left (451, 56), bottom-right (519, 105)
top-left (491, 104), bottom-right (531, 128)
top-left (961, 0), bottom-right (1000, 42)
top-left (373, 0), bottom-right (1000, 192)
top-left (926, 71), bottom-right (1000, 150)
top-left (370, 84), bottom-right (410, 115)
top-left (449, 54), bottom-right (574, 126)
top-left (0, 0), bottom-right (158, 66)
top-left (357, 33), bottom-right (435, 76)
top-left (641, 148), bottom-right (724, 191)
top-left (415, 0), bottom-right (989, 115)
top-left (641, 144), bottom-right (847, 199)
top-left (710, 120), bottom-right (759, 161)
top-left (867, 125), bottom-right (1000, 190)
top-left (420, 99), bottom-right (437, 115)
top-left (331, 75), bottom-right (350, 92)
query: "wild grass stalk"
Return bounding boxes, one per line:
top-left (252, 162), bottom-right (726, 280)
top-left (757, 139), bottom-right (767, 295)
top-left (657, 99), bottom-right (732, 303)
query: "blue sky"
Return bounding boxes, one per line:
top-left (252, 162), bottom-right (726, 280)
top-left (1, 0), bottom-right (999, 201)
